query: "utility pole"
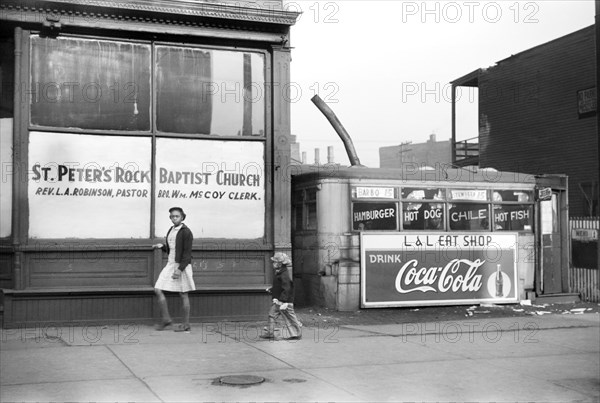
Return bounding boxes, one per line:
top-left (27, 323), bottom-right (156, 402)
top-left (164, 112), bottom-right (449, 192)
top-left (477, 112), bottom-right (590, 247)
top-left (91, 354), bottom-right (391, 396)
top-left (398, 141), bottom-right (412, 168)
top-left (592, 0), bottom-right (600, 270)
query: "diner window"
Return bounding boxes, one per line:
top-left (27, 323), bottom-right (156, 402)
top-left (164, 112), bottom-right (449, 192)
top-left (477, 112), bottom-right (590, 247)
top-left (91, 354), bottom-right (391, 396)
top-left (30, 36), bottom-right (151, 131)
top-left (292, 190), bottom-right (304, 231)
top-left (352, 202), bottom-right (398, 231)
top-left (493, 204), bottom-right (533, 231)
top-left (156, 46), bottom-right (265, 136)
top-left (401, 188), bottom-right (445, 230)
top-left (293, 188), bottom-right (317, 231)
top-left (306, 189), bottom-right (318, 230)
top-left (449, 203), bottom-right (490, 231)
top-left (492, 190), bottom-right (534, 231)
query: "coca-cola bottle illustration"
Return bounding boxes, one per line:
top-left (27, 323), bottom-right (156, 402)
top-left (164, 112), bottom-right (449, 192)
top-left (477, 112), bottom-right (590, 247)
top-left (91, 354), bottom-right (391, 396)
top-left (495, 264), bottom-right (504, 297)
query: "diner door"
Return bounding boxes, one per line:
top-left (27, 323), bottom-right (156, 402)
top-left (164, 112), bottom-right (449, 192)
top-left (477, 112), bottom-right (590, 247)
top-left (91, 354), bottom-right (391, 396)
top-left (539, 192), bottom-right (563, 294)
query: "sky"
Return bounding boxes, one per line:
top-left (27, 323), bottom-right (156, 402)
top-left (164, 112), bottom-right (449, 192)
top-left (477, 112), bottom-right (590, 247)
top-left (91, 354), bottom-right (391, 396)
top-left (284, 0), bottom-right (595, 167)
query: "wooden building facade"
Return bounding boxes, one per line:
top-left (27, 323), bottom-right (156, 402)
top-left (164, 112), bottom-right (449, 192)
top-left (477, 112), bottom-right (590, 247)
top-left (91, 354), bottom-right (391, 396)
top-left (451, 25), bottom-right (597, 217)
top-left (0, 0), bottom-right (299, 326)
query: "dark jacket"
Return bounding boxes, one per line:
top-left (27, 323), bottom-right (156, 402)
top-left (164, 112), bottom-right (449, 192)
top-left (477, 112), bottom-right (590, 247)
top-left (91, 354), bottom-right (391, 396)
top-left (271, 266), bottom-right (294, 303)
top-left (161, 224), bottom-right (193, 271)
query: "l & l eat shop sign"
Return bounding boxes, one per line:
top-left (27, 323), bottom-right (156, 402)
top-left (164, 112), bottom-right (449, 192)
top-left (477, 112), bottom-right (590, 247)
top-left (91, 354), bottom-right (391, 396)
top-left (360, 233), bottom-right (518, 307)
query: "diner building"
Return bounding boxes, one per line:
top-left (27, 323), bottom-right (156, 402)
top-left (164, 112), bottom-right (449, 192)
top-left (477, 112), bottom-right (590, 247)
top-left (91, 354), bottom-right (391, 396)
top-left (292, 166), bottom-right (569, 310)
top-left (0, 0), bottom-right (299, 326)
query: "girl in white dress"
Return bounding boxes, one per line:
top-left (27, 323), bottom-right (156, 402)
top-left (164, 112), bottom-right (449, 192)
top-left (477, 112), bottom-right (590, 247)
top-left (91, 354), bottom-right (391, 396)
top-left (152, 207), bottom-right (195, 332)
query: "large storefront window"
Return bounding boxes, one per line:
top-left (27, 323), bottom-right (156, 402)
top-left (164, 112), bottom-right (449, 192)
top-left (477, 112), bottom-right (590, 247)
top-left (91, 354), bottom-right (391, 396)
top-left (154, 138), bottom-right (265, 239)
top-left (29, 37), bottom-right (266, 136)
top-left (25, 34), bottom-right (269, 240)
top-left (156, 46), bottom-right (265, 136)
top-left (28, 132), bottom-right (152, 238)
top-left (30, 36), bottom-right (151, 131)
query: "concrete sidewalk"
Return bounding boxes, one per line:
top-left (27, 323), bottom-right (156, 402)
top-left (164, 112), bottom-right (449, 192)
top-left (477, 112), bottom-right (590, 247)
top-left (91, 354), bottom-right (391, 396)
top-left (1, 314), bottom-right (598, 402)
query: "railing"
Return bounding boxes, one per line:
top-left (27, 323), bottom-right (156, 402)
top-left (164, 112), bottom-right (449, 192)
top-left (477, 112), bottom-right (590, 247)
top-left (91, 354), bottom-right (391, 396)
top-left (569, 216), bottom-right (599, 302)
top-left (453, 137), bottom-right (479, 166)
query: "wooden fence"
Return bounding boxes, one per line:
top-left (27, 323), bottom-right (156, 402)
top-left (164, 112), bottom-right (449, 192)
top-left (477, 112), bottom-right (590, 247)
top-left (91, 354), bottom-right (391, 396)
top-left (569, 217), bottom-right (599, 302)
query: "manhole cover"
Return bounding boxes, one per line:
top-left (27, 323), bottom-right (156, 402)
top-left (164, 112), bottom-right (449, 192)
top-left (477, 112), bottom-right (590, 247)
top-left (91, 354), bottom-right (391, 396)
top-left (219, 375), bottom-right (265, 386)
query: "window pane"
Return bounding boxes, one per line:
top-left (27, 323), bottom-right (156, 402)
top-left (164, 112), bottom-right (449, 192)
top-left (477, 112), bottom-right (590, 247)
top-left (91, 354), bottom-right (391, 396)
top-left (401, 187), bottom-right (445, 200)
top-left (353, 186), bottom-right (397, 199)
top-left (449, 203), bottom-right (490, 231)
top-left (353, 202), bottom-right (397, 230)
top-left (1, 34), bottom-right (14, 237)
top-left (28, 132), bottom-right (151, 238)
top-left (493, 190), bottom-right (533, 202)
top-left (294, 204), bottom-right (303, 231)
top-left (30, 36), bottom-right (151, 131)
top-left (156, 46), bottom-right (265, 136)
top-left (402, 202), bottom-right (444, 230)
top-left (448, 189), bottom-right (488, 201)
top-left (1, 35), bottom-right (14, 119)
top-left (307, 203), bottom-right (317, 230)
top-left (493, 204), bottom-right (533, 231)
top-left (293, 190), bottom-right (304, 203)
top-left (154, 138), bottom-right (265, 239)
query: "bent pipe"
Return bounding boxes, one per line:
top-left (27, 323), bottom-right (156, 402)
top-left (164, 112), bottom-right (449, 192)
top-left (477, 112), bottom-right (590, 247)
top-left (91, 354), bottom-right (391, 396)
top-left (311, 94), bottom-right (365, 167)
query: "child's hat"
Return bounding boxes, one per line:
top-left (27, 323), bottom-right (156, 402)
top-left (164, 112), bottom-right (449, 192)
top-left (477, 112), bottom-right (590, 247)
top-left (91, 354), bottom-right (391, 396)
top-left (271, 252), bottom-right (292, 265)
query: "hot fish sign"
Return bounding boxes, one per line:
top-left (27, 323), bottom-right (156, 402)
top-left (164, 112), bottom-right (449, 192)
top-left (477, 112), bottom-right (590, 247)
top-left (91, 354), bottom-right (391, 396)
top-left (360, 233), bottom-right (518, 307)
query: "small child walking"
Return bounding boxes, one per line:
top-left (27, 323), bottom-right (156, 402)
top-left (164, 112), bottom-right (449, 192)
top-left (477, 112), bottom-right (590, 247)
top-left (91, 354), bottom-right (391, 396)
top-left (261, 252), bottom-right (302, 340)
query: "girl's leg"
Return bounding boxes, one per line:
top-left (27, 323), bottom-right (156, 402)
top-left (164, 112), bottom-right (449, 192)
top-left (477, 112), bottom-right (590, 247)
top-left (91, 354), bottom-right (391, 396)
top-left (154, 288), bottom-right (172, 325)
top-left (180, 292), bottom-right (190, 328)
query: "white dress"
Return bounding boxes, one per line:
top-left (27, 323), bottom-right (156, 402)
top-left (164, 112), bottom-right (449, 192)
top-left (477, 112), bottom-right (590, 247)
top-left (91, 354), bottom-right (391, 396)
top-left (154, 225), bottom-right (196, 292)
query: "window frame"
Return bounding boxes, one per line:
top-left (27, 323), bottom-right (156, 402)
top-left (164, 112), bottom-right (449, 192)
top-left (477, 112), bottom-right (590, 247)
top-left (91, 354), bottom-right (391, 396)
top-left (28, 33), bottom-right (270, 142)
top-left (348, 185), bottom-right (535, 234)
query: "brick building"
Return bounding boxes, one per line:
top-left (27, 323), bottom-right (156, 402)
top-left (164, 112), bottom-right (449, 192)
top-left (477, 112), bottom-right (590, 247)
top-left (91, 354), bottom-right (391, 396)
top-left (379, 134), bottom-right (452, 169)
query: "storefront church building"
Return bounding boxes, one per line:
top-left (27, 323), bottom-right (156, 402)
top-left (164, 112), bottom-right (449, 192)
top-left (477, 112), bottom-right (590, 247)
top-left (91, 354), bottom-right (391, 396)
top-left (0, 0), bottom-right (299, 326)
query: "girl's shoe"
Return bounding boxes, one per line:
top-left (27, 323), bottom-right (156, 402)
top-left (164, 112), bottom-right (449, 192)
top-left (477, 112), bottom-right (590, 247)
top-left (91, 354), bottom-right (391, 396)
top-left (156, 321), bottom-right (173, 331)
top-left (174, 324), bottom-right (191, 332)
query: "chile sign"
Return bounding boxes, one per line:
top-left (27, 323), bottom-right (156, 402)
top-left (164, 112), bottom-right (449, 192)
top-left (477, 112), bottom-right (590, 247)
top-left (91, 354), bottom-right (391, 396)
top-left (361, 232), bottom-right (518, 307)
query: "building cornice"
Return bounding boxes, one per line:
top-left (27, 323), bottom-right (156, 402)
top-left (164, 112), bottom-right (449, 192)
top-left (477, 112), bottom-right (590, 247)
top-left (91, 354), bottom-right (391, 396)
top-left (1, 0), bottom-right (300, 42)
top-left (1, 0), bottom-right (300, 24)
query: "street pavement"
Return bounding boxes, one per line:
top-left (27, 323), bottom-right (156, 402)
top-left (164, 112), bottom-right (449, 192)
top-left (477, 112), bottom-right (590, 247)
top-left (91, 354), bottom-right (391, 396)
top-left (1, 312), bottom-right (598, 402)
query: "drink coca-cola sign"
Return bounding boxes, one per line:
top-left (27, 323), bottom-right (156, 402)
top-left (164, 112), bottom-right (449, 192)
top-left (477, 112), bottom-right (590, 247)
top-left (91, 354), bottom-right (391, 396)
top-left (361, 233), bottom-right (518, 307)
